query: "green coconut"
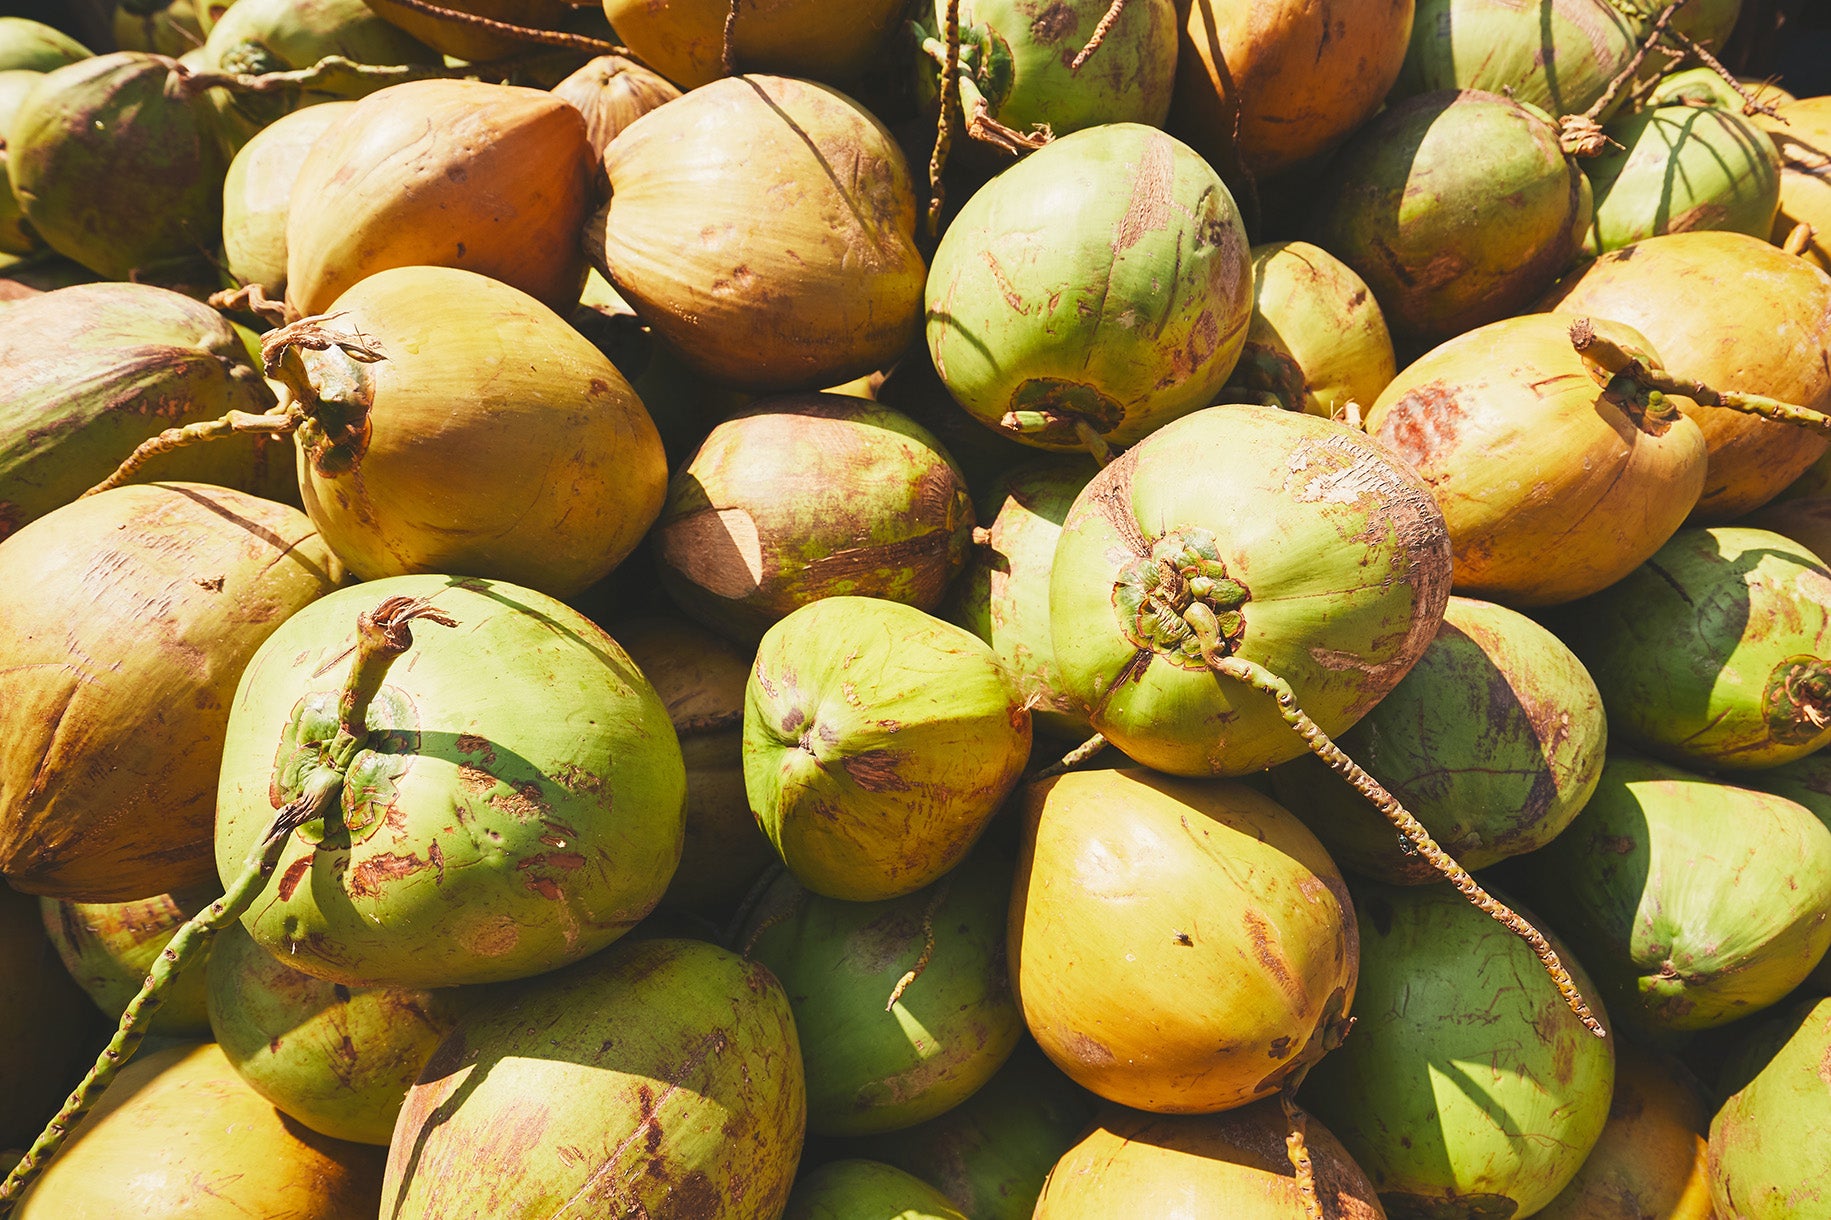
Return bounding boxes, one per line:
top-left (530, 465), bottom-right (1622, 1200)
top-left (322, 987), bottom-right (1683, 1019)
top-left (654, 395), bottom-right (975, 642)
top-left (220, 99), bottom-right (350, 294)
top-left (947, 457), bottom-right (1098, 741)
top-left (1585, 101), bottom-right (1781, 254)
top-left (925, 123), bottom-right (1252, 453)
top-left (743, 850), bottom-right (1021, 1137)
top-left (1707, 996), bottom-right (1831, 1218)
top-left (912, 0), bottom-right (1179, 147)
top-left (0, 69), bottom-right (44, 256)
top-left (0, 884), bottom-right (104, 1150)
top-left (788, 1159), bottom-right (969, 1220)
top-left (1632, 0), bottom-right (1742, 55)
top-left (213, 574), bottom-right (687, 988)
top-left (843, 1040), bottom-right (1097, 1220)
top-left (1646, 64), bottom-right (1754, 110)
top-left (1048, 404), bottom-right (1450, 777)
top-left (1271, 596), bottom-right (1606, 883)
top-left (381, 936), bottom-right (804, 1218)
top-left (0, 19), bottom-right (89, 72)
top-left (1510, 756), bottom-right (1831, 1033)
top-left (1232, 240), bottom-right (1397, 420)
top-left (6, 52), bottom-right (228, 282)
top-left (614, 618), bottom-right (776, 920)
top-left (744, 597), bottom-right (1032, 903)
top-left (1302, 882), bottom-right (1614, 1218)
top-left (0, 484), bottom-right (342, 903)
top-left (1308, 89), bottom-right (1589, 341)
top-left (200, 0), bottom-right (440, 127)
top-left (1560, 526), bottom-right (1831, 770)
top-left (1391, 0), bottom-right (1640, 116)
top-left (40, 887), bottom-right (216, 1037)
top-left (115, 0), bottom-right (210, 57)
top-left (206, 921), bottom-right (466, 1146)
top-left (0, 282), bottom-right (297, 539)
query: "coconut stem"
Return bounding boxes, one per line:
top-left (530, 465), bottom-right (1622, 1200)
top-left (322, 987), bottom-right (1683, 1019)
top-left (82, 406), bottom-right (305, 499)
top-left (963, 85), bottom-right (1053, 154)
top-left (1785, 222), bottom-right (1817, 257)
top-left (208, 283), bottom-right (296, 327)
top-left (335, 598), bottom-right (458, 756)
top-left (0, 780), bottom-right (340, 1214)
top-left (739, 888), bottom-right (807, 959)
top-left (885, 876), bottom-right (952, 1010)
top-left (1559, 0), bottom-right (1690, 156)
top-left (721, 0), bottom-right (739, 74)
top-left (1074, 421), bottom-right (1113, 467)
top-left (1569, 317), bottom-right (1831, 435)
top-left (354, 0), bottom-right (622, 53)
top-left (1661, 22), bottom-right (1784, 121)
top-left (1068, 0), bottom-right (1127, 71)
top-left (1031, 733), bottom-right (1109, 780)
top-left (1280, 1088), bottom-right (1323, 1220)
top-left (173, 55), bottom-right (450, 97)
top-left (1202, 651), bottom-right (1606, 1038)
top-left (927, 0), bottom-right (962, 240)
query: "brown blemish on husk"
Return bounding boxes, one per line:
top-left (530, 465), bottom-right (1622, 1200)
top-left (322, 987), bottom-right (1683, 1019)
top-left (347, 852), bottom-right (428, 898)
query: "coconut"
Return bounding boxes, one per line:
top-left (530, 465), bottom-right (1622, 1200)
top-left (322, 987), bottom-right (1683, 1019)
top-left (1032, 1100), bottom-right (1385, 1219)
top-left (0, 253), bottom-right (93, 308)
top-left (1560, 527), bottom-right (1831, 770)
top-left (843, 1040), bottom-right (1097, 1220)
top-left (0, 18), bottom-right (90, 72)
top-left (1767, 95), bottom-right (1831, 273)
top-left (200, 0), bottom-right (440, 127)
top-left (2, 280), bottom-right (300, 538)
top-left (1170, 0), bottom-right (1414, 177)
top-left (0, 69), bottom-right (44, 256)
top-left (744, 597), bottom-right (1031, 902)
top-left (925, 123), bottom-right (1251, 454)
top-left (876, 350), bottom-right (1037, 497)
top-left (787, 1159), bottom-right (968, 1220)
top-left (654, 394), bottom-right (974, 641)
top-left (1707, 996), bottom-right (1831, 1218)
top-left (381, 937), bottom-right (804, 1218)
top-left (1540, 230), bottom-right (1831, 519)
top-left (1270, 596), bottom-right (1607, 883)
top-left (284, 78), bottom-right (592, 317)
top-left (604, 0), bottom-right (909, 90)
top-left (1308, 90), bottom-right (1589, 341)
top-left (0, 484), bottom-right (341, 902)
top-left (1537, 1042), bottom-right (1714, 1220)
top-left (10, 1041), bottom-right (385, 1218)
top-left (614, 618), bottom-right (776, 919)
top-left (0, 884), bottom-right (103, 1150)
top-left (364, 0), bottom-right (570, 61)
top-left (1585, 101), bottom-right (1781, 254)
top-left (213, 575), bottom-right (687, 988)
top-left (114, 0), bottom-right (209, 56)
top-left (1010, 768), bottom-right (1356, 1113)
top-left (1511, 756), bottom-right (1831, 1032)
top-left (40, 887), bottom-right (216, 1036)
top-left (591, 74), bottom-right (926, 392)
top-left (220, 100), bottom-right (351, 294)
top-left (5, 52), bottom-right (228, 282)
top-left (743, 850), bottom-right (1021, 1136)
top-left (259, 265), bottom-right (667, 599)
top-left (1233, 240), bottom-right (1397, 419)
top-left (206, 921), bottom-right (466, 1145)
top-left (1745, 495), bottom-right (1831, 569)
top-left (1391, 0), bottom-right (1639, 116)
top-left (1301, 882), bottom-right (1613, 1218)
top-left (1363, 313), bottom-right (1708, 606)
top-left (550, 54), bottom-right (679, 166)
top-left (947, 457), bottom-right (1098, 740)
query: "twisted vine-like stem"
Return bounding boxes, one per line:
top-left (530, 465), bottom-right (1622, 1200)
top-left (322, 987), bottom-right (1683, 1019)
top-left (722, 0), bottom-right (738, 74)
top-left (885, 877), bottom-right (952, 1010)
top-left (964, 86), bottom-right (1052, 153)
top-left (208, 283), bottom-right (295, 326)
top-left (1570, 317), bottom-right (1831, 434)
top-left (83, 406), bottom-right (305, 498)
top-left (1660, 22), bottom-right (1783, 120)
top-left (1281, 1088), bottom-right (1322, 1220)
top-left (1068, 0), bottom-right (1128, 70)
top-left (1558, 0), bottom-right (1689, 155)
top-left (365, 0), bottom-right (620, 52)
top-left (926, 0), bottom-right (962, 240)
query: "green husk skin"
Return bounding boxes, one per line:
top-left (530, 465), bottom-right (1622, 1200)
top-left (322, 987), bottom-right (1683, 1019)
top-left (1235, 240), bottom-right (1397, 419)
top-left (200, 0), bottom-right (440, 127)
top-left (1509, 756), bottom-right (1831, 1033)
top-left (1585, 103), bottom-right (1781, 255)
top-left (0, 282), bottom-right (294, 539)
top-left (1559, 527), bottom-right (1831, 771)
top-left (213, 575), bottom-right (688, 988)
top-left (924, 124), bottom-right (1252, 451)
top-left (0, 70), bottom-right (44, 256)
top-left (380, 937), bottom-right (805, 1219)
top-left (1301, 882), bottom-right (1613, 1219)
top-left (1048, 404), bottom-right (1451, 777)
top-left (0, 19), bottom-right (90, 72)
top-left (6, 53), bottom-right (227, 282)
top-left (1391, 0), bottom-right (1639, 116)
top-left (220, 100), bottom-right (352, 293)
top-left (947, 458), bottom-right (1099, 741)
top-left (1707, 996), bottom-right (1831, 1217)
top-left (1308, 90), bottom-right (1588, 341)
top-left (744, 597), bottom-right (1032, 902)
top-left (1645, 64), bottom-right (1752, 110)
top-left (40, 887), bottom-right (216, 1037)
top-left (1745, 749), bottom-right (1831, 991)
top-left (743, 851), bottom-right (1021, 1138)
top-left (0, 884), bottom-right (105, 1150)
top-left (787, 1159), bottom-right (968, 1220)
top-left (206, 921), bottom-right (467, 1145)
top-left (1270, 596), bottom-right (1606, 883)
top-left (841, 1040), bottom-right (1096, 1220)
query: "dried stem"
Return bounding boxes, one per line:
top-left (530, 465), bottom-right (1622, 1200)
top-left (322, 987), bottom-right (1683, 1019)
top-left (1558, 0), bottom-right (1689, 156)
top-left (337, 599), bottom-right (458, 744)
top-left (1069, 0), bottom-right (1128, 70)
top-left (927, 0), bottom-right (962, 240)
top-left (965, 90), bottom-right (1053, 154)
top-left (83, 406), bottom-right (304, 498)
top-left (1031, 733), bottom-right (1108, 781)
top-left (172, 55), bottom-right (448, 96)
top-left (885, 876), bottom-right (952, 1010)
top-left (260, 314), bottom-right (387, 377)
top-left (1281, 1088), bottom-right (1322, 1220)
top-left (1660, 23), bottom-right (1783, 120)
top-left (1204, 652), bottom-right (1605, 1037)
top-left (361, 0), bottom-right (619, 52)
top-left (1074, 421), bottom-right (1113, 467)
top-left (1569, 317), bottom-right (1831, 434)
top-left (1785, 222), bottom-right (1817, 258)
top-left (208, 283), bottom-right (295, 326)
top-left (721, 0), bottom-right (738, 74)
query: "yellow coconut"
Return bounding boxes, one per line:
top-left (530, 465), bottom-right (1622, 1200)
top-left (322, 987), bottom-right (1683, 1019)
top-left (549, 54), bottom-right (679, 166)
top-left (12, 1042), bottom-right (385, 1219)
top-left (365, 0), bottom-right (569, 62)
top-left (1235, 239), bottom-right (1397, 419)
top-left (284, 78), bottom-right (592, 318)
top-left (1541, 230), bottom-right (1831, 520)
top-left (599, 0), bottom-right (908, 90)
top-left (1765, 95), bottom-right (1831, 273)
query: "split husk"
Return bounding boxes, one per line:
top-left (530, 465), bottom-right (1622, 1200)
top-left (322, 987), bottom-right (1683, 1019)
top-left (40, 887), bottom-right (217, 1037)
top-left (1233, 240), bottom-right (1397, 419)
